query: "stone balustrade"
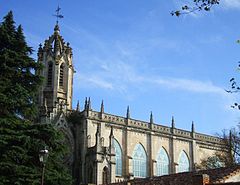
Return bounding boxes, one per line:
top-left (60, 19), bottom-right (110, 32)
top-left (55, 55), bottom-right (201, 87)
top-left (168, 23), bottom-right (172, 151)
top-left (88, 110), bottom-right (222, 144)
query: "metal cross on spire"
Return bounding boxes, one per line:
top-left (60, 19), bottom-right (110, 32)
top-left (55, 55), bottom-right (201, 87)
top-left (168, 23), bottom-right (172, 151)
top-left (53, 5), bottom-right (64, 25)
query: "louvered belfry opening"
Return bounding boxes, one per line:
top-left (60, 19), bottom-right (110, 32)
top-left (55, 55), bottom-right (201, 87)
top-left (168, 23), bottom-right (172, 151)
top-left (59, 64), bottom-right (64, 88)
top-left (47, 63), bottom-right (53, 86)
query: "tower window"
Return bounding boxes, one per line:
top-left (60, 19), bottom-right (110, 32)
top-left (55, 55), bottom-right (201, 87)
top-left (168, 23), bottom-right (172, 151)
top-left (59, 64), bottom-right (64, 87)
top-left (47, 63), bottom-right (53, 86)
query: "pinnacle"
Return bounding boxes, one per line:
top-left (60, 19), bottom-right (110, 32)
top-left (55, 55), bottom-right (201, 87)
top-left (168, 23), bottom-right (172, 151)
top-left (54, 24), bottom-right (60, 33)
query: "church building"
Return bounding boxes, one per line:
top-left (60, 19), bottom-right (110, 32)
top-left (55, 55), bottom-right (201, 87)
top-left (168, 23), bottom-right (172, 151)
top-left (37, 23), bottom-right (225, 185)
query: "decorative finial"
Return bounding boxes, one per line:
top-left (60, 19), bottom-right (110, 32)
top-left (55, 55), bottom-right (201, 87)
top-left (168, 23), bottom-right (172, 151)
top-left (37, 44), bottom-right (43, 61)
top-left (171, 116), bottom-right (175, 128)
top-left (126, 106), bottom-right (130, 119)
top-left (84, 97), bottom-right (88, 110)
top-left (76, 100), bottom-right (80, 111)
top-left (100, 100), bottom-right (104, 113)
top-left (88, 97), bottom-right (91, 110)
top-left (53, 5), bottom-right (64, 25)
top-left (191, 121), bottom-right (195, 132)
top-left (150, 111), bottom-right (153, 124)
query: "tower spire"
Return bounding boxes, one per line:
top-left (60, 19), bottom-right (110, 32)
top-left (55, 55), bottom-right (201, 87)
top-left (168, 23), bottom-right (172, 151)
top-left (38, 8), bottom-right (74, 121)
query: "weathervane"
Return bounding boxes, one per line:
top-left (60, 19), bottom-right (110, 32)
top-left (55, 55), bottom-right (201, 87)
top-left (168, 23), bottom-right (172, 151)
top-left (53, 6), bottom-right (64, 25)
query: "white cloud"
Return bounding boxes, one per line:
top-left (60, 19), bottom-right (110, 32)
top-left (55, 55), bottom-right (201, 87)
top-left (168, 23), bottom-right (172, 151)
top-left (76, 74), bottom-right (114, 90)
top-left (151, 77), bottom-right (225, 95)
top-left (66, 22), bottom-right (226, 97)
top-left (76, 56), bottom-right (226, 97)
top-left (222, 0), bottom-right (240, 9)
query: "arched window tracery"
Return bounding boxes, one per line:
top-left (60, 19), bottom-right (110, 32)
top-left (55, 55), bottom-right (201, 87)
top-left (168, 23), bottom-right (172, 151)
top-left (156, 147), bottom-right (169, 176)
top-left (132, 144), bottom-right (147, 177)
top-left (113, 139), bottom-right (122, 176)
top-left (177, 151), bottom-right (190, 173)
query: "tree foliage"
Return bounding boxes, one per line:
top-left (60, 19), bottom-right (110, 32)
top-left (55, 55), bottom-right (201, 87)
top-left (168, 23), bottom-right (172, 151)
top-left (226, 62), bottom-right (240, 110)
top-left (0, 11), bottom-right (72, 184)
top-left (0, 117), bottom-right (72, 185)
top-left (171, 0), bottom-right (220, 16)
top-left (0, 11), bottom-right (42, 120)
top-left (196, 152), bottom-right (227, 170)
top-left (197, 127), bottom-right (240, 170)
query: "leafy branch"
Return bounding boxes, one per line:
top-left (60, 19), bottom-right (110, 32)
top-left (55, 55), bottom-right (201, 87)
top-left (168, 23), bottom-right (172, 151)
top-left (171, 0), bottom-right (220, 16)
top-left (226, 62), bottom-right (240, 109)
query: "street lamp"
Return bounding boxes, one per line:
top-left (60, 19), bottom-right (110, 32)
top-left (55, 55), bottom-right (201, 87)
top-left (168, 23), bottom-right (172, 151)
top-left (39, 147), bottom-right (49, 185)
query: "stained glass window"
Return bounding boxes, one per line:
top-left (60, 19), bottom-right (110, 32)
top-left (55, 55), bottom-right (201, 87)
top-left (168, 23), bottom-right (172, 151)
top-left (113, 139), bottom-right (122, 176)
top-left (156, 147), bottom-right (169, 176)
top-left (177, 151), bottom-right (190, 173)
top-left (132, 144), bottom-right (147, 177)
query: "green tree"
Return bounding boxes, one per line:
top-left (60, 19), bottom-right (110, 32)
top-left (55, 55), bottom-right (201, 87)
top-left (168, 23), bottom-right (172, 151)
top-left (0, 11), bottom-right (72, 185)
top-left (0, 11), bottom-right (42, 120)
top-left (0, 117), bottom-right (72, 185)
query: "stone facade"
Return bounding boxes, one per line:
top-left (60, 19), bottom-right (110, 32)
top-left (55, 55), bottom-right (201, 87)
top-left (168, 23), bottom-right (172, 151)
top-left (37, 24), bottom-right (226, 185)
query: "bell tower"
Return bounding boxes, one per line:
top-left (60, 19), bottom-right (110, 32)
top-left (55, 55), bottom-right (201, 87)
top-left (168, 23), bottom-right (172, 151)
top-left (37, 23), bottom-right (74, 118)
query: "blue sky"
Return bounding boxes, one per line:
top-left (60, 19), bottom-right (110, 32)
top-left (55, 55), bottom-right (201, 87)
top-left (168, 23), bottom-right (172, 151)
top-left (2, 0), bottom-right (240, 135)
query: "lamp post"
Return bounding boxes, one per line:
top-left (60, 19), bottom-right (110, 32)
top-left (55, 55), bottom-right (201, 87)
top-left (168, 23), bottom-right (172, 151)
top-left (39, 147), bottom-right (49, 185)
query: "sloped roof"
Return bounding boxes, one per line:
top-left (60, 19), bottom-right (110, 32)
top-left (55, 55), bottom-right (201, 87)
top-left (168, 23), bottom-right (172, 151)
top-left (149, 165), bottom-right (240, 184)
top-left (114, 165), bottom-right (240, 185)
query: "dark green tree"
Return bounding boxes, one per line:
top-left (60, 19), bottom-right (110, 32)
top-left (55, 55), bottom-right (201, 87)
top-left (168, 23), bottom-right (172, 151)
top-left (0, 11), bottom-right (42, 120)
top-left (0, 11), bottom-right (72, 185)
top-left (0, 118), bottom-right (72, 185)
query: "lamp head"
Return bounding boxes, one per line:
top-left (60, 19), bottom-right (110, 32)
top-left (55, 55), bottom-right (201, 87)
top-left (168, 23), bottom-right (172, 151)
top-left (39, 148), bottom-right (49, 164)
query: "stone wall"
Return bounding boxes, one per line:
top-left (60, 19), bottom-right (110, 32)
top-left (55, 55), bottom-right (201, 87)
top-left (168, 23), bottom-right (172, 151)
top-left (83, 109), bottom-right (226, 183)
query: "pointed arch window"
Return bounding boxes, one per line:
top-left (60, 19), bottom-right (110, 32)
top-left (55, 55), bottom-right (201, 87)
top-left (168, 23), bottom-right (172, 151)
top-left (59, 63), bottom-right (64, 87)
top-left (113, 139), bottom-right (122, 176)
top-left (132, 144), bottom-right (147, 177)
top-left (177, 151), bottom-right (190, 173)
top-left (47, 62), bottom-right (53, 86)
top-left (156, 147), bottom-right (169, 176)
